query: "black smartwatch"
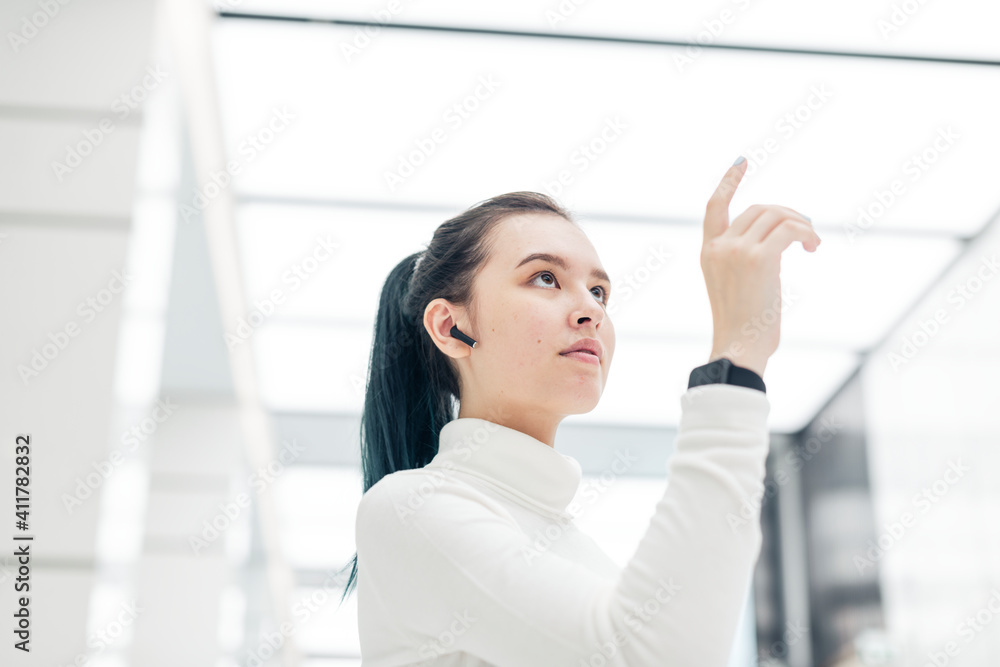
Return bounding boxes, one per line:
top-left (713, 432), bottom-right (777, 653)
top-left (688, 357), bottom-right (766, 394)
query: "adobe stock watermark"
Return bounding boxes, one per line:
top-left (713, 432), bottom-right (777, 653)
top-left (17, 269), bottom-right (134, 386)
top-left (51, 64), bottom-right (168, 183)
top-left (886, 252), bottom-right (998, 371)
top-left (523, 447), bottom-right (639, 564)
top-left (179, 106), bottom-right (295, 223)
top-left (877, 0), bottom-right (933, 39)
top-left (843, 126), bottom-right (959, 244)
top-left (243, 567), bottom-right (353, 667)
top-left (62, 398), bottom-right (180, 514)
top-left (394, 406), bottom-right (509, 522)
top-left (51, 600), bottom-right (143, 667)
top-left (605, 244), bottom-right (673, 317)
top-left (853, 458), bottom-right (969, 574)
top-left (384, 75), bottom-right (501, 193)
top-left (921, 589), bottom-right (1000, 667)
top-left (189, 438), bottom-right (305, 556)
top-left (7, 0), bottom-right (74, 53)
top-left (348, 314), bottom-right (423, 398)
top-left (709, 283), bottom-right (800, 366)
top-left (583, 577), bottom-right (682, 665)
top-left (741, 84), bottom-right (834, 178)
top-left (752, 618), bottom-right (809, 666)
top-left (727, 414), bottom-right (843, 533)
top-left (225, 235), bottom-right (341, 349)
top-left (417, 610), bottom-right (478, 663)
top-left (539, 116), bottom-right (628, 200)
top-left (340, 0), bottom-right (416, 63)
top-left (544, 0), bottom-right (603, 26)
top-left (673, 0), bottom-right (755, 73)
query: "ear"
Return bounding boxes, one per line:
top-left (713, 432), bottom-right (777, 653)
top-left (423, 298), bottom-right (473, 359)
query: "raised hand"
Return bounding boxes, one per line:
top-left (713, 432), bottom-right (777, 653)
top-left (699, 157), bottom-right (822, 378)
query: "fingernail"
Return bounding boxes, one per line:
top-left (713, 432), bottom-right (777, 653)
top-left (732, 156), bottom-right (746, 166)
top-left (803, 215), bottom-right (812, 222)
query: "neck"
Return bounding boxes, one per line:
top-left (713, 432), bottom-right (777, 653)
top-left (457, 401), bottom-right (562, 448)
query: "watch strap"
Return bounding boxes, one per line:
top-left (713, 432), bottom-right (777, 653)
top-left (688, 357), bottom-right (766, 394)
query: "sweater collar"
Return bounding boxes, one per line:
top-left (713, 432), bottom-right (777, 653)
top-left (427, 417), bottom-right (582, 516)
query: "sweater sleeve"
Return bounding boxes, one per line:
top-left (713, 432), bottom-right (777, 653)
top-left (355, 383), bottom-right (771, 666)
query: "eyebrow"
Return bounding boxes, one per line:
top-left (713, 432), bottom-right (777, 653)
top-left (515, 252), bottom-right (611, 285)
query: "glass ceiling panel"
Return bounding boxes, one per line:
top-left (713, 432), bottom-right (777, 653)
top-left (212, 18), bottom-right (1000, 237)
top-left (211, 0), bottom-right (1000, 61)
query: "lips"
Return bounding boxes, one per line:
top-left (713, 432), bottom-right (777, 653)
top-left (559, 338), bottom-right (603, 360)
top-left (561, 350), bottom-right (600, 366)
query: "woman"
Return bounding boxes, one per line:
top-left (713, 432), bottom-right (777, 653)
top-left (341, 156), bottom-right (821, 666)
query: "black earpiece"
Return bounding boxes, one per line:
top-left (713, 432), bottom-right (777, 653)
top-left (450, 324), bottom-right (477, 349)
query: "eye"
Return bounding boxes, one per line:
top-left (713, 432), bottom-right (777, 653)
top-left (531, 271), bottom-right (608, 305)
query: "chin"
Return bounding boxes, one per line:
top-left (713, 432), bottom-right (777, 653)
top-left (555, 387), bottom-right (602, 415)
top-left (561, 402), bottom-right (600, 417)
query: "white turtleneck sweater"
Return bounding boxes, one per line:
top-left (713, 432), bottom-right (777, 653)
top-left (354, 383), bottom-right (771, 666)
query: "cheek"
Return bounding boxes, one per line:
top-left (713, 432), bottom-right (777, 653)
top-left (498, 303), bottom-right (557, 366)
top-left (524, 310), bottom-right (557, 349)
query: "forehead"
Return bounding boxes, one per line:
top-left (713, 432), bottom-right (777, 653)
top-left (487, 212), bottom-right (602, 270)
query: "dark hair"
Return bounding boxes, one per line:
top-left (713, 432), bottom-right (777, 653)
top-left (336, 191), bottom-right (575, 606)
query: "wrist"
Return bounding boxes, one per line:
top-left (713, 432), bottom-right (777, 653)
top-left (690, 356), bottom-right (767, 393)
top-left (708, 350), bottom-right (766, 378)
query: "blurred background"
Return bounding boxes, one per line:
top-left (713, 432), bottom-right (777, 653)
top-left (2, 0), bottom-right (999, 665)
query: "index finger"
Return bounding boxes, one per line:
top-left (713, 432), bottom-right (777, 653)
top-left (704, 156), bottom-right (747, 242)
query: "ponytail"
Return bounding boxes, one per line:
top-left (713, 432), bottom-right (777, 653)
top-left (363, 250), bottom-right (459, 487)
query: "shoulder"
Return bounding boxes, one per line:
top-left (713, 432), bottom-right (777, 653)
top-left (354, 468), bottom-right (430, 528)
top-left (357, 465), bottom-right (465, 515)
top-left (355, 467), bottom-right (517, 546)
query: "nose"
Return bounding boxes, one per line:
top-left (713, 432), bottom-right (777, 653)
top-left (570, 287), bottom-right (606, 327)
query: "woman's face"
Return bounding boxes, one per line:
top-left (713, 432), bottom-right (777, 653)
top-left (453, 212), bottom-right (615, 422)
